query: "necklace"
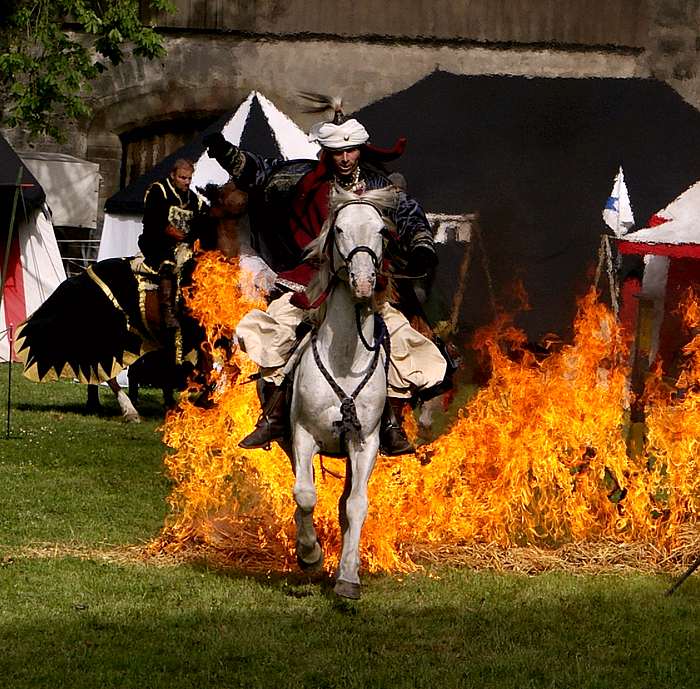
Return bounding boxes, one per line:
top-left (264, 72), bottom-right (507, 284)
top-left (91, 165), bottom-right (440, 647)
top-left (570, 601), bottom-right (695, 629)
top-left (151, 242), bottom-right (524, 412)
top-left (334, 167), bottom-right (363, 193)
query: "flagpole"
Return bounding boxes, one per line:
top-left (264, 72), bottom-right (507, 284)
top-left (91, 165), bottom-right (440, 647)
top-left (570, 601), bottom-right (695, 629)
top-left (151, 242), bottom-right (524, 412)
top-left (615, 167), bottom-right (622, 239)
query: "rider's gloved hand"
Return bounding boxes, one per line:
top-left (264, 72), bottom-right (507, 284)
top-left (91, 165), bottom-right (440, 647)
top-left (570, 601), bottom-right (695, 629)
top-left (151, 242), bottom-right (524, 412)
top-left (203, 132), bottom-right (230, 160)
top-left (406, 245), bottom-right (437, 281)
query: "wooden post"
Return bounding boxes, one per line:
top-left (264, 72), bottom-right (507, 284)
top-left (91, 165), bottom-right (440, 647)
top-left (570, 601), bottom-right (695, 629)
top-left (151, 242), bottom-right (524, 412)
top-left (448, 240), bottom-right (473, 334)
top-left (626, 295), bottom-right (655, 458)
top-left (666, 553), bottom-right (700, 596)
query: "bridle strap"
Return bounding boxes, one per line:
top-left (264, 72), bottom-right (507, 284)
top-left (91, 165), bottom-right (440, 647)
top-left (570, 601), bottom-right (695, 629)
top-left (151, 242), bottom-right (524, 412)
top-left (345, 244), bottom-right (379, 268)
top-left (332, 242), bottom-right (380, 279)
top-left (327, 200), bottom-right (385, 278)
top-left (355, 305), bottom-right (386, 352)
top-left (311, 313), bottom-right (389, 444)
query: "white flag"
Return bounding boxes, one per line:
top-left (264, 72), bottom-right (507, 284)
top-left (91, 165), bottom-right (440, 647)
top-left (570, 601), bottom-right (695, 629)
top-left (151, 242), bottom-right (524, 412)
top-left (602, 166), bottom-right (635, 237)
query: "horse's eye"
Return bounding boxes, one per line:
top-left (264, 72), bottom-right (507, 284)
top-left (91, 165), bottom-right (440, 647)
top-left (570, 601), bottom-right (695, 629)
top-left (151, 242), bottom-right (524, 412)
top-left (335, 226), bottom-right (344, 234)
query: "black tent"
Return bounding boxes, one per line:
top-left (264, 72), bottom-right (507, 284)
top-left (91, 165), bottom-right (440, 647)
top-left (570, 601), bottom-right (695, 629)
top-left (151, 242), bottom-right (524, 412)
top-left (354, 72), bottom-right (700, 340)
top-left (0, 134), bottom-right (44, 208)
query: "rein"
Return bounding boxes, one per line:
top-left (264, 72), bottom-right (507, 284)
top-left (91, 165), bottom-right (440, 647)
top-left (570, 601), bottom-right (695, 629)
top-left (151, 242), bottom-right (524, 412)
top-left (309, 195), bottom-right (393, 444)
top-left (311, 312), bottom-right (389, 444)
top-left (355, 304), bottom-right (381, 352)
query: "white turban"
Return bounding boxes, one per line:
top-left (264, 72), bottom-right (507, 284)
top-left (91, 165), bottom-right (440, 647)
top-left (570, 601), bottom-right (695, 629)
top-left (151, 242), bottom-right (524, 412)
top-left (307, 118), bottom-right (369, 150)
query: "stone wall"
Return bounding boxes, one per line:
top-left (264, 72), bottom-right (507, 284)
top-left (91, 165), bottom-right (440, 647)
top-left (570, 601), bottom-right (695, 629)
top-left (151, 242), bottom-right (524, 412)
top-left (145, 0), bottom-right (649, 47)
top-left (6, 0), bottom-right (700, 222)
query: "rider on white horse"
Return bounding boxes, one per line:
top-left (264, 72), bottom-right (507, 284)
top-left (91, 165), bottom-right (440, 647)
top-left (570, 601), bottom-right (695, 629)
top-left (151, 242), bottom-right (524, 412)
top-left (204, 109), bottom-right (447, 455)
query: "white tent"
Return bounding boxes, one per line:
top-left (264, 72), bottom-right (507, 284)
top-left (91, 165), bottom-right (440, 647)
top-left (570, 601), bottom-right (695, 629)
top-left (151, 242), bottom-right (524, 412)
top-left (0, 138), bottom-right (66, 362)
top-left (99, 91), bottom-right (319, 261)
top-left (19, 151), bottom-right (100, 230)
top-left (618, 180), bottom-right (700, 257)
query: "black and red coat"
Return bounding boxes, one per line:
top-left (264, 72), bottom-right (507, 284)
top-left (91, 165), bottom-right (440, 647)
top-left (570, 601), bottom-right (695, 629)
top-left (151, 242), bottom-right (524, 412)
top-left (211, 144), bottom-right (435, 298)
top-left (138, 177), bottom-right (206, 271)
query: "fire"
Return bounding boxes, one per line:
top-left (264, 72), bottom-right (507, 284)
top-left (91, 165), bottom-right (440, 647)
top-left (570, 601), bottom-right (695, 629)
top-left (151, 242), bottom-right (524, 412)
top-left (153, 252), bottom-right (700, 572)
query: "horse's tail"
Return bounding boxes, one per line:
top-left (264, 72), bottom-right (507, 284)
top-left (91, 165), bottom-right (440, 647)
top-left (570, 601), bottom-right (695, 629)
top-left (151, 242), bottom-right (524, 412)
top-left (15, 259), bottom-right (146, 384)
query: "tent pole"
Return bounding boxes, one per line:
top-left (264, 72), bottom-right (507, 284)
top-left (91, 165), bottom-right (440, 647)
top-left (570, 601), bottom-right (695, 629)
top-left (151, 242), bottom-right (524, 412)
top-left (603, 235), bottom-right (619, 317)
top-left (0, 167), bottom-right (24, 314)
top-left (6, 324), bottom-right (11, 439)
top-left (473, 221), bottom-right (497, 320)
top-left (449, 237), bottom-right (473, 333)
top-left (593, 234), bottom-right (606, 291)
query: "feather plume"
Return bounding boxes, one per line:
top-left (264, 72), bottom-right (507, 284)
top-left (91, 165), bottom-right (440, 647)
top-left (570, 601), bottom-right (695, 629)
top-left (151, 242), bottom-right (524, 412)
top-left (298, 91), bottom-right (345, 123)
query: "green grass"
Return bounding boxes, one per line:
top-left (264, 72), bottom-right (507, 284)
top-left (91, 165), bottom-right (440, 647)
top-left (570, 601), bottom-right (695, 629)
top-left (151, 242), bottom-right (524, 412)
top-left (0, 366), bottom-right (169, 546)
top-left (0, 364), bottom-right (698, 688)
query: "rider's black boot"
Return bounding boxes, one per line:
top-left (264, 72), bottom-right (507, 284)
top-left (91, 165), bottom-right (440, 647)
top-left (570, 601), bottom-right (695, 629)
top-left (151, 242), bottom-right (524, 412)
top-left (158, 275), bottom-right (179, 330)
top-left (379, 397), bottom-right (415, 456)
top-left (239, 381), bottom-right (289, 449)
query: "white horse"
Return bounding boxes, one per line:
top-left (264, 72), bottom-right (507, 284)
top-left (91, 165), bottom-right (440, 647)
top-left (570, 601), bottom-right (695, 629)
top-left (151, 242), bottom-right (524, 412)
top-left (290, 186), bottom-right (397, 600)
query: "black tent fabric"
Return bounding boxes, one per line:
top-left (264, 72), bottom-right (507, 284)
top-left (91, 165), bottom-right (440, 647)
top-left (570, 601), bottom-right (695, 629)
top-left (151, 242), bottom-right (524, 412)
top-left (0, 133), bottom-right (44, 208)
top-left (354, 72), bottom-right (700, 340)
top-left (105, 95), bottom-right (285, 216)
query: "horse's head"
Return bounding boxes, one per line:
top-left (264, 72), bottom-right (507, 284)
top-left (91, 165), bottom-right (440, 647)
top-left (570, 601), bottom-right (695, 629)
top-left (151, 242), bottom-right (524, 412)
top-left (333, 202), bottom-right (384, 300)
top-left (325, 186), bottom-right (398, 302)
top-left (203, 180), bottom-right (248, 219)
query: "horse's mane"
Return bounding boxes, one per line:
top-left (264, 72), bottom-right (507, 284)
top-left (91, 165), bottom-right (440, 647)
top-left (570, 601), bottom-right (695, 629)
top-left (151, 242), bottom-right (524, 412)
top-left (305, 185), bottom-right (398, 307)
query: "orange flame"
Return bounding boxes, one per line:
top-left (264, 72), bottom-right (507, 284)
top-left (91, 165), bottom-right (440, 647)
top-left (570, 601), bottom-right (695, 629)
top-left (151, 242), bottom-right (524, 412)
top-left (154, 254), bottom-right (700, 572)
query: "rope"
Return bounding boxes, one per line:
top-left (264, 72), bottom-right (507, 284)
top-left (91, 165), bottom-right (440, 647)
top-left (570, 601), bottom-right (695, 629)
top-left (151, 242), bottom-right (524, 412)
top-left (594, 234), bottom-right (620, 317)
top-left (311, 313), bottom-right (388, 444)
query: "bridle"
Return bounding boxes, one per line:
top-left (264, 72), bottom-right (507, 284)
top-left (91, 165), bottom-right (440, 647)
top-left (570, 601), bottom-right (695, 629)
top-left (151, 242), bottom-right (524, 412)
top-left (310, 198), bottom-right (391, 444)
top-left (328, 199), bottom-right (387, 353)
top-left (327, 199), bottom-right (385, 281)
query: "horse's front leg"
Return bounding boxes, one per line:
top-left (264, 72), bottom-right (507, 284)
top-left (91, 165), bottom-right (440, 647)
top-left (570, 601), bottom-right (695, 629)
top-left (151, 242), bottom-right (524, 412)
top-left (292, 425), bottom-right (323, 571)
top-left (335, 433), bottom-right (380, 599)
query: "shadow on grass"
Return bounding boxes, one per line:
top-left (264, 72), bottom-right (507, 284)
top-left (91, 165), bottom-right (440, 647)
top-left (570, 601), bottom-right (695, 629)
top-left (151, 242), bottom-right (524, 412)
top-left (172, 558), bottom-right (378, 620)
top-left (1, 560), bottom-right (697, 689)
top-left (13, 400), bottom-right (167, 420)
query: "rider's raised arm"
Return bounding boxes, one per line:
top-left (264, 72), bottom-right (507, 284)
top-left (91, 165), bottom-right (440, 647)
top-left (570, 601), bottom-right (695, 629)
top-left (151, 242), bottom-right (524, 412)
top-left (203, 132), bottom-right (285, 191)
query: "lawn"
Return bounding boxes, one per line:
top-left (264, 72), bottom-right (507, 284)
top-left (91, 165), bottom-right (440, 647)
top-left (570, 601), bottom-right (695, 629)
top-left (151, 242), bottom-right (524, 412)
top-left (0, 365), bottom-right (697, 689)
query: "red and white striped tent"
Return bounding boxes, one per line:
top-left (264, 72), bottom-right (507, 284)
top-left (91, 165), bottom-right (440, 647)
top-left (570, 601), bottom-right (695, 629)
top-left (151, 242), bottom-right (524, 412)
top-left (0, 135), bottom-right (66, 362)
top-left (618, 180), bottom-right (700, 258)
top-left (617, 180), bottom-right (700, 368)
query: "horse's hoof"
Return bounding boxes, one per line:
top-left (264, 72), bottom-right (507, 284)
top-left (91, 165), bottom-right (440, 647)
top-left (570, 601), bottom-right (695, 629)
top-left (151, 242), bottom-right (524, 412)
top-left (334, 579), bottom-right (361, 600)
top-left (296, 542), bottom-right (323, 572)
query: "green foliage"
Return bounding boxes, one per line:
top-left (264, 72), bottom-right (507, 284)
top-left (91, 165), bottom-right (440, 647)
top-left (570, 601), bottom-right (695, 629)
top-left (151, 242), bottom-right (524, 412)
top-left (0, 0), bottom-right (175, 140)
